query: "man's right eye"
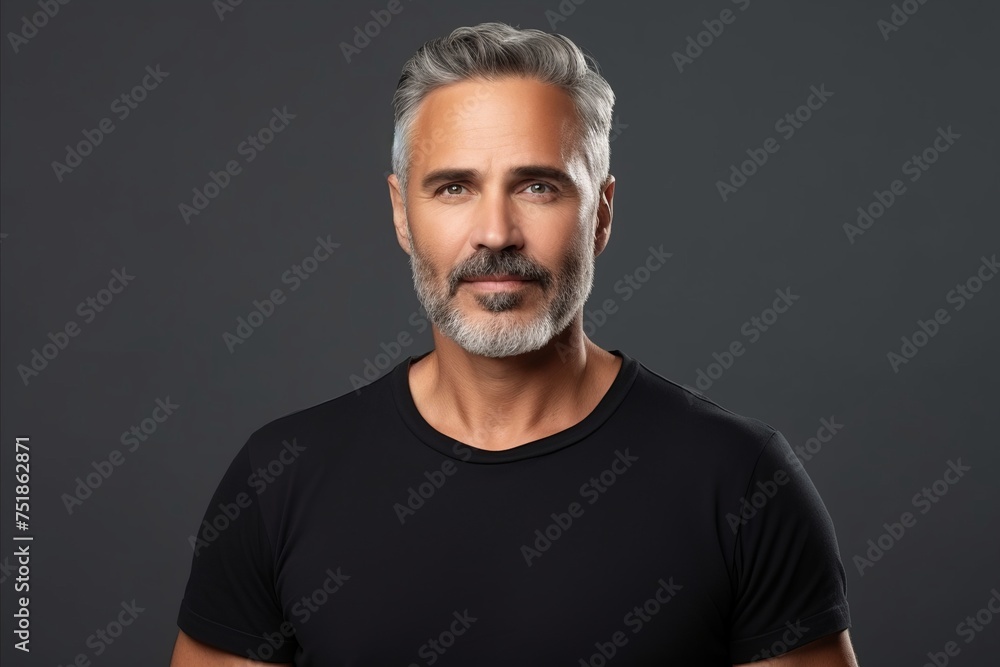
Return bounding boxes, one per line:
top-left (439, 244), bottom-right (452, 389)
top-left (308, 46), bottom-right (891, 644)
top-left (439, 184), bottom-right (468, 196)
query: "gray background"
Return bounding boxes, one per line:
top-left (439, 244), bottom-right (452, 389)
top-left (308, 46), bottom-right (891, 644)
top-left (2, 0), bottom-right (998, 664)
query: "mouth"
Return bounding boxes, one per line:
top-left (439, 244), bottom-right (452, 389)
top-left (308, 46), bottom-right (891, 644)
top-left (461, 275), bottom-right (534, 290)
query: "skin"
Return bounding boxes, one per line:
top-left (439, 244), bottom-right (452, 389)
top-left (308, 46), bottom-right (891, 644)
top-left (387, 75), bottom-right (861, 666)
top-left (169, 74), bottom-right (860, 666)
top-left (388, 76), bottom-right (621, 451)
top-left (733, 630), bottom-right (861, 666)
top-left (168, 629), bottom-right (290, 666)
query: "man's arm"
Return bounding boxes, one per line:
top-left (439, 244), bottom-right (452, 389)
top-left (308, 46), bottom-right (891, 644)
top-left (733, 629), bottom-right (859, 666)
top-left (168, 629), bottom-right (292, 667)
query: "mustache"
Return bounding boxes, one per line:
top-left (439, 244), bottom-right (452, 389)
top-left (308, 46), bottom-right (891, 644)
top-left (448, 250), bottom-right (551, 294)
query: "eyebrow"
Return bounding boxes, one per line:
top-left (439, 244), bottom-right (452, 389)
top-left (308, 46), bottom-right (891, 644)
top-left (419, 165), bottom-right (579, 193)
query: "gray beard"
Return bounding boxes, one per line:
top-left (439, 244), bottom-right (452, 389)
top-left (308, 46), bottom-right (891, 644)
top-left (406, 223), bottom-right (595, 358)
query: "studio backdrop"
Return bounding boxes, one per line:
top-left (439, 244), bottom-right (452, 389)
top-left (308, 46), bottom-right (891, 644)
top-left (1, 0), bottom-right (998, 665)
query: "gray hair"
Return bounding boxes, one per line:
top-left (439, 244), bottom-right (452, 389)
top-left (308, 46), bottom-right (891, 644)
top-left (390, 22), bottom-right (616, 205)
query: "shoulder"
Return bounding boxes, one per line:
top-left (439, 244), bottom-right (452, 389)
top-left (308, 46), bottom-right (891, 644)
top-left (239, 365), bottom-right (398, 471)
top-left (627, 356), bottom-right (779, 470)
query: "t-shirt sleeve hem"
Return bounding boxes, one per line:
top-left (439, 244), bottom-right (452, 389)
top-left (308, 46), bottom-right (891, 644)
top-left (176, 600), bottom-right (296, 663)
top-left (729, 602), bottom-right (851, 663)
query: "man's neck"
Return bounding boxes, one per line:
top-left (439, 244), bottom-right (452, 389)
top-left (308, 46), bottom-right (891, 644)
top-left (407, 325), bottom-right (622, 451)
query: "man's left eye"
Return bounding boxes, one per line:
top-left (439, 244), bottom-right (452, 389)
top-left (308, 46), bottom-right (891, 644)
top-left (525, 183), bottom-right (553, 194)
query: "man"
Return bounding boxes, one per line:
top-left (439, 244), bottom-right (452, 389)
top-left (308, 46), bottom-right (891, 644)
top-left (171, 22), bottom-right (859, 666)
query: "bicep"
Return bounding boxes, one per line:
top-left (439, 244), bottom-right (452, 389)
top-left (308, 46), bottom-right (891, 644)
top-left (732, 629), bottom-right (859, 666)
top-left (169, 629), bottom-right (293, 667)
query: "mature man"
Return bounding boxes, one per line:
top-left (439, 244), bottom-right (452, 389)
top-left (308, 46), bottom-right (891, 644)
top-left (171, 22), bottom-right (859, 665)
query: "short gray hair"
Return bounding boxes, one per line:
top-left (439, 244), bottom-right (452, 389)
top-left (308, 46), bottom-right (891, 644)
top-left (390, 22), bottom-right (616, 204)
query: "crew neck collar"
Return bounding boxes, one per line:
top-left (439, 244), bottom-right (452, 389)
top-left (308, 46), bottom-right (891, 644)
top-left (390, 349), bottom-right (639, 464)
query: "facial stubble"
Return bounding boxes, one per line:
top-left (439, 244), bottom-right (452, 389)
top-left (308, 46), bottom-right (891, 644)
top-left (405, 215), bottom-right (595, 358)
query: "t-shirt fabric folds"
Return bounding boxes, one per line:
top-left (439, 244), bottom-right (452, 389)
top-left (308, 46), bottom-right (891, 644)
top-left (177, 349), bottom-right (850, 665)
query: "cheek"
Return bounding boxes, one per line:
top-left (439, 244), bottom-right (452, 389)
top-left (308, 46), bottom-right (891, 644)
top-left (409, 227), bottom-right (460, 278)
top-left (535, 216), bottom-right (588, 256)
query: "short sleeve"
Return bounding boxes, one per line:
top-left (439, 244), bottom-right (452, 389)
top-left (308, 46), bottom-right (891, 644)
top-left (176, 436), bottom-right (298, 662)
top-left (728, 430), bottom-right (851, 663)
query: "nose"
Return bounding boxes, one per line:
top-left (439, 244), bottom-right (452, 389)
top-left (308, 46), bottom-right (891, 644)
top-left (467, 184), bottom-right (524, 253)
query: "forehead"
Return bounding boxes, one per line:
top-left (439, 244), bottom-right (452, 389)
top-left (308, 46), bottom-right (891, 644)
top-left (409, 76), bottom-right (583, 174)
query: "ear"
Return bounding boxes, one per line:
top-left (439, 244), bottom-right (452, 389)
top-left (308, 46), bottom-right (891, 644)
top-left (388, 173), bottom-right (411, 255)
top-left (594, 174), bottom-right (615, 257)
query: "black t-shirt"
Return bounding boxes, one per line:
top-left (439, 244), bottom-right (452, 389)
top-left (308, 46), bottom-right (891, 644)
top-left (177, 349), bottom-right (851, 665)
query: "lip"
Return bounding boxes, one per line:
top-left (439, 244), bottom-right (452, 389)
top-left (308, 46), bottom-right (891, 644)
top-left (462, 275), bottom-right (534, 290)
top-left (463, 275), bottom-right (529, 282)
